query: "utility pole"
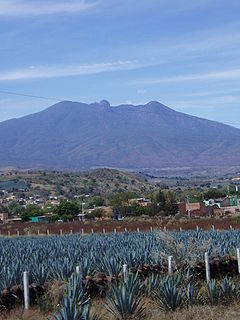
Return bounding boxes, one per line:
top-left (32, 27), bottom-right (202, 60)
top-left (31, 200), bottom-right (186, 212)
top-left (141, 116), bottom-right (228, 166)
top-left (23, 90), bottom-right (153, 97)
top-left (187, 196), bottom-right (191, 218)
top-left (227, 185), bottom-right (230, 196)
top-left (81, 202), bottom-right (85, 222)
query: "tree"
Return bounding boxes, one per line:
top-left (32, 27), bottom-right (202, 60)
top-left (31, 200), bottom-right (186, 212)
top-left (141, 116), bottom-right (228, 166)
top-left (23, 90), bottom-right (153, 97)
top-left (129, 202), bottom-right (146, 216)
top-left (91, 208), bottom-right (105, 218)
top-left (165, 192), bottom-right (178, 216)
top-left (111, 192), bottom-right (137, 208)
top-left (85, 212), bottom-right (95, 220)
top-left (154, 190), bottom-right (166, 211)
top-left (20, 204), bottom-right (42, 221)
top-left (8, 201), bottom-right (24, 217)
top-left (54, 201), bottom-right (79, 218)
top-left (25, 204), bottom-right (42, 216)
top-left (204, 189), bottom-right (227, 199)
top-left (86, 196), bottom-right (105, 209)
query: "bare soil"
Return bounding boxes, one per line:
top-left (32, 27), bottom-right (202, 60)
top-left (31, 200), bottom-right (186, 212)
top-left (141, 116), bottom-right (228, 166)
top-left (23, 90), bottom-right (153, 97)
top-left (0, 216), bottom-right (239, 236)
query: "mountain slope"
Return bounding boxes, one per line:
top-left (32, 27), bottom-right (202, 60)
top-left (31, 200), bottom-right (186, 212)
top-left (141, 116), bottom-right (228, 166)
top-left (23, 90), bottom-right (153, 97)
top-left (0, 100), bottom-right (239, 169)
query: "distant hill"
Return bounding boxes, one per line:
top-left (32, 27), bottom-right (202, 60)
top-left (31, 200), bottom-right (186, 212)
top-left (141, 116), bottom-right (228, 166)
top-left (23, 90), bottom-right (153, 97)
top-left (0, 100), bottom-right (239, 170)
top-left (2, 169), bottom-right (153, 197)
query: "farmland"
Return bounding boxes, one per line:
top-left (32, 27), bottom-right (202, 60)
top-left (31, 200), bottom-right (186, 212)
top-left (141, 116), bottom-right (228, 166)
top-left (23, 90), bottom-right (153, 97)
top-left (1, 229), bottom-right (240, 319)
top-left (1, 216), bottom-right (240, 236)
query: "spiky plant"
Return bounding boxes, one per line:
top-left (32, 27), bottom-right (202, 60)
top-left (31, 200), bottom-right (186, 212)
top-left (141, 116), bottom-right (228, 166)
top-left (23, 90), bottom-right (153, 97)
top-left (100, 257), bottom-right (122, 277)
top-left (67, 273), bottom-right (89, 305)
top-left (207, 279), bottom-right (220, 305)
top-left (52, 296), bottom-right (82, 320)
top-left (105, 280), bottom-right (145, 320)
top-left (32, 265), bottom-right (49, 285)
top-left (184, 282), bottom-right (199, 306)
top-left (143, 273), bottom-right (160, 296)
top-left (153, 276), bottom-right (184, 311)
top-left (52, 296), bottom-right (97, 320)
top-left (219, 277), bottom-right (236, 303)
top-left (124, 273), bottom-right (141, 294)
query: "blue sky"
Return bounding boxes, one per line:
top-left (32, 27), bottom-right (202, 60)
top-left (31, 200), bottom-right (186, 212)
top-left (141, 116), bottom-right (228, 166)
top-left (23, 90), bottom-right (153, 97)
top-left (0, 0), bottom-right (240, 127)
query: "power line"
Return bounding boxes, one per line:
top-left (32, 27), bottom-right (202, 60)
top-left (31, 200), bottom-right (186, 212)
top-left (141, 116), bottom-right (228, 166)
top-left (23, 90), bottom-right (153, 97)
top-left (0, 89), bottom-right (61, 102)
top-left (224, 122), bottom-right (240, 126)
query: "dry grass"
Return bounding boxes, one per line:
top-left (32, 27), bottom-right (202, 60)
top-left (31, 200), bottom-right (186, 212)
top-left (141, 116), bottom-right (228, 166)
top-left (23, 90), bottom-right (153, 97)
top-left (1, 274), bottom-right (240, 320)
top-left (147, 303), bottom-right (240, 320)
top-left (1, 303), bottom-right (240, 320)
top-left (0, 307), bottom-right (46, 320)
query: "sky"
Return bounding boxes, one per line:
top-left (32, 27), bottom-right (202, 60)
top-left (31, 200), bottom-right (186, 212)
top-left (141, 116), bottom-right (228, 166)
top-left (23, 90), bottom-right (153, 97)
top-left (0, 0), bottom-right (240, 127)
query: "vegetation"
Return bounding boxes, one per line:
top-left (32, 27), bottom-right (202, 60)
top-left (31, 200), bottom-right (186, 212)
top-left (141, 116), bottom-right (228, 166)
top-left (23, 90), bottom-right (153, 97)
top-left (20, 204), bottom-right (43, 221)
top-left (1, 230), bottom-right (240, 318)
top-left (0, 169), bottom-right (154, 199)
top-left (0, 229), bottom-right (239, 292)
top-left (53, 200), bottom-right (80, 221)
top-left (1, 169), bottom-right (240, 223)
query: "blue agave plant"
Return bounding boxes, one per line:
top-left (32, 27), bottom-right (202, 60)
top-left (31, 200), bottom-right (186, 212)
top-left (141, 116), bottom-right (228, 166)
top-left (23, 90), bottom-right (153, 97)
top-left (105, 278), bottom-right (145, 320)
top-left (207, 279), bottom-right (220, 305)
top-left (184, 282), bottom-right (199, 306)
top-left (67, 273), bottom-right (89, 305)
top-left (154, 276), bottom-right (184, 311)
top-left (52, 296), bottom-right (97, 320)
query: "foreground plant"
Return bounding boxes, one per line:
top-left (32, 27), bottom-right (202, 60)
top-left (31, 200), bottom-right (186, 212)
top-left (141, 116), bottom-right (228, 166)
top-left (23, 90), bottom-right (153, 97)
top-left (153, 276), bottom-right (184, 311)
top-left (184, 282), bottom-right (199, 306)
top-left (219, 277), bottom-right (236, 303)
top-left (207, 279), bottom-right (220, 305)
top-left (143, 273), bottom-right (160, 296)
top-left (105, 276), bottom-right (145, 320)
top-left (52, 295), bottom-right (98, 320)
top-left (67, 273), bottom-right (89, 305)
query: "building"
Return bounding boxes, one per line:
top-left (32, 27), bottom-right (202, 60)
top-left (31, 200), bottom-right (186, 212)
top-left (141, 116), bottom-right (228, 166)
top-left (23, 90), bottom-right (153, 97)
top-left (204, 196), bottom-right (240, 216)
top-left (128, 198), bottom-right (152, 207)
top-left (178, 202), bottom-right (207, 217)
top-left (30, 216), bottom-right (48, 223)
top-left (213, 206), bottom-right (240, 217)
top-left (7, 217), bottom-right (22, 223)
top-left (0, 212), bottom-right (8, 224)
top-left (218, 196), bottom-right (238, 207)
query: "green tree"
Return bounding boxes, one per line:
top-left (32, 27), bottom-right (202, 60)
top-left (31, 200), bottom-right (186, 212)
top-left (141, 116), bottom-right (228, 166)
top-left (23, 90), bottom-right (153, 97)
top-left (154, 190), bottom-right (166, 211)
top-left (91, 208), bottom-right (105, 218)
top-left (111, 192), bottom-right (137, 208)
top-left (85, 212), bottom-right (95, 220)
top-left (86, 196), bottom-right (105, 209)
top-left (8, 201), bottom-right (24, 217)
top-left (54, 200), bottom-right (79, 219)
top-left (165, 191), bottom-right (178, 216)
top-left (20, 204), bottom-right (42, 221)
top-left (204, 188), bottom-right (227, 199)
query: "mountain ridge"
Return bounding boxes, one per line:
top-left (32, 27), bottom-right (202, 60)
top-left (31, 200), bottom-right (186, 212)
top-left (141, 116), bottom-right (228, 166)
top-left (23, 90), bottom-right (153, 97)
top-left (0, 100), bottom-right (239, 170)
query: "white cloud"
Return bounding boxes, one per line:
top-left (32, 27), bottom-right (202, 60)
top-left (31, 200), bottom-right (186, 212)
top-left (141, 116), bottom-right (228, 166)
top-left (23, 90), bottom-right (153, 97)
top-left (0, 60), bottom-right (140, 81)
top-left (125, 100), bottom-right (133, 105)
top-left (0, 0), bottom-right (217, 17)
top-left (0, 0), bottom-right (98, 16)
top-left (181, 88), bottom-right (240, 98)
top-left (130, 69), bottom-right (240, 85)
top-left (137, 89), bottom-right (146, 95)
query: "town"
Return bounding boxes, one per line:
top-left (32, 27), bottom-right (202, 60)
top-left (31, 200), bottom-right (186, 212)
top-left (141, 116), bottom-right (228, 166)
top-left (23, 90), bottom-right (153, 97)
top-left (0, 169), bottom-right (240, 230)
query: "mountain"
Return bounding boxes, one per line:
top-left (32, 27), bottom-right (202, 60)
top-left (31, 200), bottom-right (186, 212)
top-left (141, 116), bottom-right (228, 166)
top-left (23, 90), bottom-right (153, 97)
top-left (0, 100), bottom-right (239, 170)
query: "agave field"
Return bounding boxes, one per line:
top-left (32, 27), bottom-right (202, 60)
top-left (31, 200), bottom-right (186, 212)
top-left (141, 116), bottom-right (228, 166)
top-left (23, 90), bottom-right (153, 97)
top-left (1, 229), bottom-right (240, 319)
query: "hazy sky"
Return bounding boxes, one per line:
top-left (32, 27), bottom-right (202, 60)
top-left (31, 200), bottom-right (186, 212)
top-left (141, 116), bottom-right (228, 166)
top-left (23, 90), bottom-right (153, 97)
top-left (0, 0), bottom-right (240, 127)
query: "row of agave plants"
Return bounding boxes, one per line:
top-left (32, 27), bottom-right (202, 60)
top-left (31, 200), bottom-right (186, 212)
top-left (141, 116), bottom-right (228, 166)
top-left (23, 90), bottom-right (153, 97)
top-left (51, 271), bottom-right (240, 320)
top-left (1, 229), bottom-right (240, 291)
